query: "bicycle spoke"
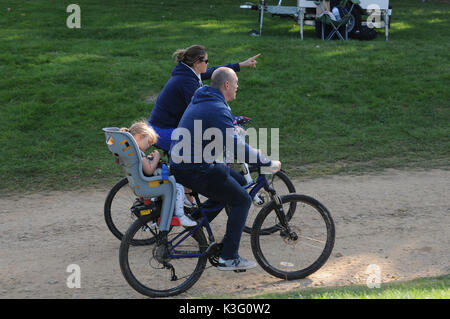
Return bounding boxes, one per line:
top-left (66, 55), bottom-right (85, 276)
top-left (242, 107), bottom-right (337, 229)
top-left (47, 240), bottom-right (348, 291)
top-left (120, 217), bottom-right (208, 297)
top-left (301, 235), bottom-right (327, 245)
top-left (110, 184), bottom-right (137, 234)
top-left (251, 194), bottom-right (335, 280)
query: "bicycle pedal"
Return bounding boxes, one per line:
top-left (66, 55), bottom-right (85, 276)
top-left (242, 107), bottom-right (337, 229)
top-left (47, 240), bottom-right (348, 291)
top-left (233, 269), bottom-right (247, 273)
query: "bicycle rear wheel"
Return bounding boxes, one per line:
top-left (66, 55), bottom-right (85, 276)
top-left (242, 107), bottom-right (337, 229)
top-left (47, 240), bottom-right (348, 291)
top-left (104, 178), bottom-right (156, 245)
top-left (119, 215), bottom-right (208, 298)
top-left (251, 194), bottom-right (335, 280)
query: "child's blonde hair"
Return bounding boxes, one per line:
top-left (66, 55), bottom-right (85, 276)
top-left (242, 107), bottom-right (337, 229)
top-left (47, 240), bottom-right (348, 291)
top-left (121, 120), bottom-right (159, 145)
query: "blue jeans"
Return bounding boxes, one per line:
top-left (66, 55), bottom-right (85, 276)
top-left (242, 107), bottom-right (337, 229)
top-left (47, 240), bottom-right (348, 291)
top-left (171, 163), bottom-right (251, 260)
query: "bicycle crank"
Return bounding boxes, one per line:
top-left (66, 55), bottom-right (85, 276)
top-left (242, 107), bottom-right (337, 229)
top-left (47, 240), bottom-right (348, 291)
top-left (206, 242), bottom-right (223, 267)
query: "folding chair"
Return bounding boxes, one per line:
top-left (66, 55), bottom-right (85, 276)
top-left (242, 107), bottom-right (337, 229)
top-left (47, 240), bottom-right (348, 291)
top-left (315, 0), bottom-right (360, 40)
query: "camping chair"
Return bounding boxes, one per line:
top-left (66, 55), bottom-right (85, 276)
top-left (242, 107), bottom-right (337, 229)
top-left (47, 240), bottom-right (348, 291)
top-left (315, 0), bottom-right (360, 40)
top-left (103, 127), bottom-right (177, 232)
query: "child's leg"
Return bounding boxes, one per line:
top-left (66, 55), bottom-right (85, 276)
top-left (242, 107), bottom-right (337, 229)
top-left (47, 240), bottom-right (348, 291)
top-left (174, 183), bottom-right (185, 217)
top-left (174, 183), bottom-right (197, 227)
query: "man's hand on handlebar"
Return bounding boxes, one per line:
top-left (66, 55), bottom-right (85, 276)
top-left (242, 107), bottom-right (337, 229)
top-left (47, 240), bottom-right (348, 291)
top-left (234, 125), bottom-right (246, 136)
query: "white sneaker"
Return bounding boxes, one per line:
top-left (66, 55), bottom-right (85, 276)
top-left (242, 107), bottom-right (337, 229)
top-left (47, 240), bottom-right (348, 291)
top-left (218, 256), bottom-right (257, 271)
top-left (177, 215), bottom-right (197, 227)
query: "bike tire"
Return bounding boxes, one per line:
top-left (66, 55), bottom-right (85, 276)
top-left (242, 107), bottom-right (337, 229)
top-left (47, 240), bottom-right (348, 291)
top-left (104, 177), bottom-right (155, 246)
top-left (251, 194), bottom-right (335, 280)
top-left (119, 215), bottom-right (208, 298)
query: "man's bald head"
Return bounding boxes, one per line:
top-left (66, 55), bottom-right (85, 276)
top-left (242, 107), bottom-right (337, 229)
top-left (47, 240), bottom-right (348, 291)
top-left (210, 67), bottom-right (239, 102)
top-left (211, 67), bottom-right (235, 89)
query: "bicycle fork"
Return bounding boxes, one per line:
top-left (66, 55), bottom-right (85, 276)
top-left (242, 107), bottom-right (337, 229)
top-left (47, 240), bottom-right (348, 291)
top-left (272, 194), bottom-right (298, 241)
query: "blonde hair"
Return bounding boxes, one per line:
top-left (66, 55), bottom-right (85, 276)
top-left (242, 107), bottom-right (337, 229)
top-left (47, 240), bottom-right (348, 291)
top-left (173, 45), bottom-right (207, 67)
top-left (121, 120), bottom-right (159, 145)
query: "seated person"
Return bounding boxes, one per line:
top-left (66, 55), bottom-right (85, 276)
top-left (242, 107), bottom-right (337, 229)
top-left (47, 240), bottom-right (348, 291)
top-left (121, 121), bottom-right (197, 227)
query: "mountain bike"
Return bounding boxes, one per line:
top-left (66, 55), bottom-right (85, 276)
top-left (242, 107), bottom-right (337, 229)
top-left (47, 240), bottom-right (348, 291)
top-left (119, 166), bottom-right (335, 297)
top-left (104, 116), bottom-right (296, 243)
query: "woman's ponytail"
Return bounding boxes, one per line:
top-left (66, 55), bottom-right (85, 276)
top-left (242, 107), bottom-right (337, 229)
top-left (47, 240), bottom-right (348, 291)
top-left (174, 49), bottom-right (187, 63)
top-left (172, 45), bottom-right (206, 67)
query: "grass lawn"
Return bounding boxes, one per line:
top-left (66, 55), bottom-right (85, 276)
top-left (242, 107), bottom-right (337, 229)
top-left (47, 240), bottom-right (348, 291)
top-left (221, 274), bottom-right (450, 299)
top-left (0, 0), bottom-right (449, 192)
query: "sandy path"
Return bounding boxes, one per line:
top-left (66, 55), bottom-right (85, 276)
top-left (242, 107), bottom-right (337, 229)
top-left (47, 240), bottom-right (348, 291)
top-left (1, 168), bottom-right (449, 298)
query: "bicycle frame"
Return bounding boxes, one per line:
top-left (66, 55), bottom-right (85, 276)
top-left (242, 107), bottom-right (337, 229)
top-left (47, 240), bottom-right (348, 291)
top-left (166, 170), bottom-right (276, 260)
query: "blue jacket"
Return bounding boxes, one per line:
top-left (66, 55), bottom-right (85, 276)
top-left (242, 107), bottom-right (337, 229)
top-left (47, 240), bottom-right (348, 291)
top-left (169, 86), bottom-right (272, 167)
top-left (148, 62), bottom-right (240, 129)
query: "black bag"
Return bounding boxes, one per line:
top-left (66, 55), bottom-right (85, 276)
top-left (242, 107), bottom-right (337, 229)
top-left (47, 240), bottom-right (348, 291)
top-left (350, 25), bottom-right (377, 40)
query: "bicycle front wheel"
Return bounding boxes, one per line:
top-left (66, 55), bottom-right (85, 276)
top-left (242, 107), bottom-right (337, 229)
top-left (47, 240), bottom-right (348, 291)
top-left (251, 194), bottom-right (335, 280)
top-left (119, 216), bottom-right (208, 298)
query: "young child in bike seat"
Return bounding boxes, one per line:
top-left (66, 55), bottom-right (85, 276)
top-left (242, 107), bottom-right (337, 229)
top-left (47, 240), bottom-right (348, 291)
top-left (121, 121), bottom-right (197, 227)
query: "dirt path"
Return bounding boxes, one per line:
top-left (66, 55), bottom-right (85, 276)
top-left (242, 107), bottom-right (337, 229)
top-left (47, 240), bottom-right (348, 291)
top-left (1, 168), bottom-right (449, 298)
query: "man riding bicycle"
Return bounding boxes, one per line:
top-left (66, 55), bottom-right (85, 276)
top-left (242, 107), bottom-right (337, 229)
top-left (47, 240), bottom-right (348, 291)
top-left (170, 67), bottom-right (281, 271)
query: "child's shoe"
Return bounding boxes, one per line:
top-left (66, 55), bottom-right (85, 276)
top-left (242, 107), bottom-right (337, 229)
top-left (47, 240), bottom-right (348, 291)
top-left (178, 215), bottom-right (197, 227)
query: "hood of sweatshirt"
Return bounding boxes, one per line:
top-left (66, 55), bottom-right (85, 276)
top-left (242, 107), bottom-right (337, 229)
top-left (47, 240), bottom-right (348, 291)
top-left (171, 62), bottom-right (199, 79)
top-left (190, 85), bottom-right (227, 106)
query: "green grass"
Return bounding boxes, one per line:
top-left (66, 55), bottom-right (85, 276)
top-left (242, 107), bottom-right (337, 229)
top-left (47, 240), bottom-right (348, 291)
top-left (219, 275), bottom-right (450, 299)
top-left (1, 0), bottom-right (449, 192)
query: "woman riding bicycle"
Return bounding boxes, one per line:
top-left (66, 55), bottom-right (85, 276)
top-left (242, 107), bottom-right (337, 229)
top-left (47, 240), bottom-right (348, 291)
top-left (147, 44), bottom-right (260, 151)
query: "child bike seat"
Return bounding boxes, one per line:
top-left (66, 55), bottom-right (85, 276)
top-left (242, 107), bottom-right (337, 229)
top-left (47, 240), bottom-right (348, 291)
top-left (103, 127), bottom-right (176, 231)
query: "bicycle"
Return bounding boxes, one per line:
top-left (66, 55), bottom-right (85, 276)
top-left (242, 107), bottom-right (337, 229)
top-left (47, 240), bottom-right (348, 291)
top-left (104, 116), bottom-right (296, 243)
top-left (119, 166), bottom-right (335, 298)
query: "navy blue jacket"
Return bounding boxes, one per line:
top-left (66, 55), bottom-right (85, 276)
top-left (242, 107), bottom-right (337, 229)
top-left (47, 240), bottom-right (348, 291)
top-left (148, 62), bottom-right (240, 129)
top-left (169, 86), bottom-right (272, 167)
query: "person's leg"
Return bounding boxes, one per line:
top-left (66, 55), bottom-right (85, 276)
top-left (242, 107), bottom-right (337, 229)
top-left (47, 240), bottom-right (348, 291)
top-left (172, 164), bottom-right (222, 222)
top-left (174, 183), bottom-right (197, 227)
top-left (174, 183), bottom-right (185, 217)
top-left (214, 175), bottom-right (251, 260)
top-left (172, 163), bottom-right (251, 259)
top-left (187, 164), bottom-right (251, 259)
top-left (229, 166), bottom-right (247, 187)
top-left (195, 166), bottom-right (248, 223)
